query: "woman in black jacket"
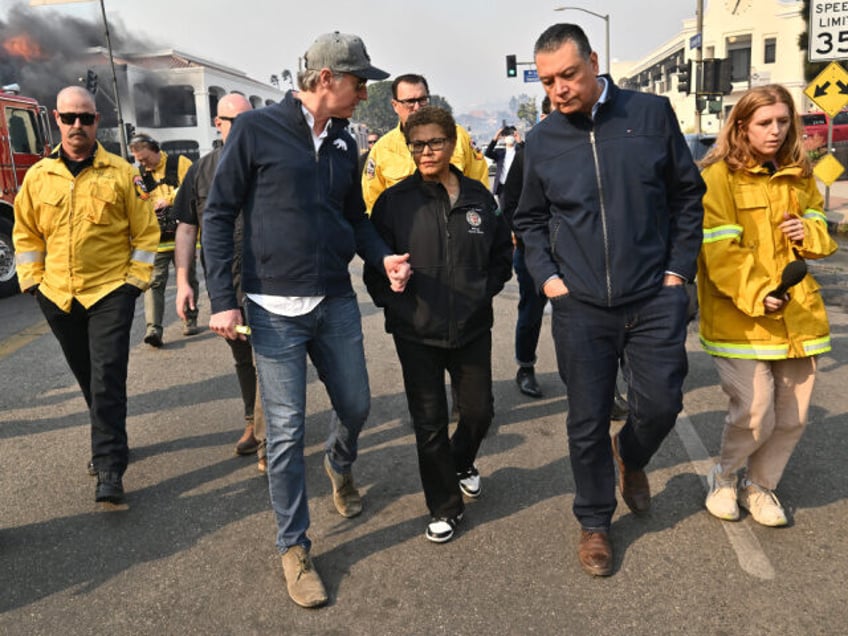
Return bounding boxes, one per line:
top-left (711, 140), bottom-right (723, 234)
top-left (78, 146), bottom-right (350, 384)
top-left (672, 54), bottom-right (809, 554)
top-left (364, 106), bottom-right (512, 543)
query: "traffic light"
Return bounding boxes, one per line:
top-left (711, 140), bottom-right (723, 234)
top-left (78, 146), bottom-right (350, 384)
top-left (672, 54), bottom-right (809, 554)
top-left (718, 58), bottom-right (733, 95)
top-left (125, 122), bottom-right (135, 141)
top-left (85, 69), bottom-right (98, 95)
top-left (700, 59), bottom-right (718, 94)
top-left (506, 55), bottom-right (517, 78)
top-left (677, 59), bottom-right (692, 95)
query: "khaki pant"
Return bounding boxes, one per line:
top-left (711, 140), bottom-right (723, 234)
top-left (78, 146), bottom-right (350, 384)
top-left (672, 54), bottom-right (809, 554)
top-left (714, 356), bottom-right (816, 490)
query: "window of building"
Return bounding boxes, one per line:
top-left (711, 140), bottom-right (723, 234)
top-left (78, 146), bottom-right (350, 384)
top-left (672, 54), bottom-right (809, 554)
top-left (764, 38), bottom-right (776, 64)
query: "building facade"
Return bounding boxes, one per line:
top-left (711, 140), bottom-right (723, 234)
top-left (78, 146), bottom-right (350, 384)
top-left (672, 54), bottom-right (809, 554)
top-left (615, 0), bottom-right (807, 135)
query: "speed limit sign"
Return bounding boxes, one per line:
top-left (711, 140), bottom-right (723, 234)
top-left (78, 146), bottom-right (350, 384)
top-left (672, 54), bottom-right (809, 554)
top-left (809, 0), bottom-right (848, 62)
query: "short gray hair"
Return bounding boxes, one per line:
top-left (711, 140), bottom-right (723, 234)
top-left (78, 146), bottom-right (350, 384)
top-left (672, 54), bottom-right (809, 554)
top-left (297, 68), bottom-right (322, 92)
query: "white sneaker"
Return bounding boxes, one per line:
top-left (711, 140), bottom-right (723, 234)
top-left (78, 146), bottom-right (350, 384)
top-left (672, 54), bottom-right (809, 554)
top-left (705, 464), bottom-right (739, 521)
top-left (457, 465), bottom-right (481, 498)
top-left (425, 513), bottom-right (463, 543)
top-left (738, 480), bottom-right (788, 527)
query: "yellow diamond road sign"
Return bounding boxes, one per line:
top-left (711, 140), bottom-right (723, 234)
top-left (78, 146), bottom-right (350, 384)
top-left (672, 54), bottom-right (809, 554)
top-left (814, 153), bottom-right (844, 187)
top-left (804, 62), bottom-right (848, 117)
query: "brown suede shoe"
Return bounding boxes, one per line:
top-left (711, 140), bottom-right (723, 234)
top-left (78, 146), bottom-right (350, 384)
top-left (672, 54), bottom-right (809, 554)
top-left (324, 454), bottom-right (362, 518)
top-left (578, 530), bottom-right (613, 576)
top-left (235, 422), bottom-right (260, 455)
top-left (611, 433), bottom-right (651, 515)
top-left (281, 546), bottom-right (328, 608)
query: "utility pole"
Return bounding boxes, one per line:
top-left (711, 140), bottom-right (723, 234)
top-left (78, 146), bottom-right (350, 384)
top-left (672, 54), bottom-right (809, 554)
top-left (695, 0), bottom-right (704, 134)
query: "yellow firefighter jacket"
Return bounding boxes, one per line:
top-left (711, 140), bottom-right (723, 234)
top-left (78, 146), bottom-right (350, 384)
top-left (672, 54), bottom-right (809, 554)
top-left (13, 143), bottom-right (160, 312)
top-left (361, 122), bottom-right (489, 212)
top-left (137, 151), bottom-right (192, 252)
top-left (697, 159), bottom-right (837, 360)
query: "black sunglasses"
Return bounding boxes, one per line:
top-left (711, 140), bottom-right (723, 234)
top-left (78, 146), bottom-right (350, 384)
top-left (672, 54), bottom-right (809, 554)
top-left (58, 112), bottom-right (96, 125)
top-left (218, 115), bottom-right (237, 122)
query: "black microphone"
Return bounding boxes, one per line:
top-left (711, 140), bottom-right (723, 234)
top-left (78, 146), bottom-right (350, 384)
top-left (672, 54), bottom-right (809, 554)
top-left (768, 260), bottom-right (807, 298)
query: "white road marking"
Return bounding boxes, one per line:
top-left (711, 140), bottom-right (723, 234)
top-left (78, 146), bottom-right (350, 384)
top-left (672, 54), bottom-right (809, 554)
top-left (675, 409), bottom-right (776, 580)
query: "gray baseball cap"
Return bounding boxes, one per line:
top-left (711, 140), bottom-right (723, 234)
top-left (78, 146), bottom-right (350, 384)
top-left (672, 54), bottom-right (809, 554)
top-left (304, 31), bottom-right (389, 81)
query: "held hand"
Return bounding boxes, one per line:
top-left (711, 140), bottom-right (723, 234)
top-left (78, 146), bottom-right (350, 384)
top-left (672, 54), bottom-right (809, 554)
top-left (154, 198), bottom-right (169, 211)
top-left (384, 253), bottom-right (412, 293)
top-left (779, 212), bottom-right (805, 243)
top-left (663, 273), bottom-right (685, 286)
top-left (543, 277), bottom-right (569, 299)
top-left (764, 294), bottom-right (787, 313)
top-left (209, 308), bottom-right (246, 341)
top-left (175, 283), bottom-right (195, 321)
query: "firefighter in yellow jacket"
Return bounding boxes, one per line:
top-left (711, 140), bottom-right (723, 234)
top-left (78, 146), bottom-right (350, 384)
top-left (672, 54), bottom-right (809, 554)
top-left (129, 133), bottom-right (197, 346)
top-left (362, 73), bottom-right (488, 212)
top-left (698, 85), bottom-right (837, 527)
top-left (13, 86), bottom-right (159, 505)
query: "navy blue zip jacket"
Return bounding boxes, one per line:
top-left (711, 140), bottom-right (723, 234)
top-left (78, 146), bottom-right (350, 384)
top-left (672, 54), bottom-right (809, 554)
top-left (202, 91), bottom-right (390, 313)
top-left (513, 77), bottom-right (705, 308)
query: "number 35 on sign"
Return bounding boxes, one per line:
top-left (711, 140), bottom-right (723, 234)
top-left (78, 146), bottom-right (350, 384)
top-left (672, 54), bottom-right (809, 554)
top-left (810, 0), bottom-right (848, 62)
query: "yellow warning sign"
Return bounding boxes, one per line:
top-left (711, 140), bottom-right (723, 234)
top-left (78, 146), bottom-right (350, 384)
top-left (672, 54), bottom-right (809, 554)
top-left (804, 62), bottom-right (848, 117)
top-left (813, 153), bottom-right (844, 186)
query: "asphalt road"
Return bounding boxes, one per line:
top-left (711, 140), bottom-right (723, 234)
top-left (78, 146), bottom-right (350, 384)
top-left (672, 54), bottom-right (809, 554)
top-left (2, 254), bottom-right (848, 635)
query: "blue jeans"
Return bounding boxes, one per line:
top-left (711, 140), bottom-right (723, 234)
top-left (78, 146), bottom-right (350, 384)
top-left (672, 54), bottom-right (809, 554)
top-left (245, 295), bottom-right (371, 553)
top-left (550, 285), bottom-right (688, 530)
top-left (513, 245), bottom-right (547, 367)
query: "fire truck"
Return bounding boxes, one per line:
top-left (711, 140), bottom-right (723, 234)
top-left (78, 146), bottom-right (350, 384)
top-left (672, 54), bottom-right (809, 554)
top-left (0, 83), bottom-right (52, 298)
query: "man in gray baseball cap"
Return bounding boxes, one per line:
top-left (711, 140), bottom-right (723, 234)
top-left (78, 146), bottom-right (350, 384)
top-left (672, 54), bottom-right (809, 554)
top-left (304, 31), bottom-right (389, 81)
top-left (203, 31), bottom-right (410, 609)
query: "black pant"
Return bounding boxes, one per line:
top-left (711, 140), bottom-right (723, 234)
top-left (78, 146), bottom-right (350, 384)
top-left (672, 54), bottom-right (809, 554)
top-left (37, 287), bottom-right (137, 474)
top-left (393, 332), bottom-right (494, 519)
top-left (226, 324), bottom-right (257, 420)
top-left (550, 286), bottom-right (689, 530)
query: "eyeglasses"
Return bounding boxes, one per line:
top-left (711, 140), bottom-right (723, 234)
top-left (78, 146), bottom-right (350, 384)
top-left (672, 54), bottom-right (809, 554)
top-left (58, 112), bottom-right (96, 126)
top-left (218, 116), bottom-right (237, 123)
top-left (407, 137), bottom-right (448, 154)
top-left (367, 138), bottom-right (378, 146)
top-left (395, 96), bottom-right (430, 109)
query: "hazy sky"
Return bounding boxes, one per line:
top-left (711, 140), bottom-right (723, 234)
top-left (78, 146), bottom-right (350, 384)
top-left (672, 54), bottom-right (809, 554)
top-left (2, 0), bottom-right (697, 112)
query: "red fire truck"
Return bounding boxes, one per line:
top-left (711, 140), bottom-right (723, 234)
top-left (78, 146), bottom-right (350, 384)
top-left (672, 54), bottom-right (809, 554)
top-left (0, 83), bottom-right (52, 298)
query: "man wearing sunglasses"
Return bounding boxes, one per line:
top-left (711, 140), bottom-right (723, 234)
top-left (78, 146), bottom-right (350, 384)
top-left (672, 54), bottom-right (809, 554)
top-left (203, 32), bottom-right (410, 609)
top-left (13, 86), bottom-right (160, 506)
top-left (362, 73), bottom-right (489, 212)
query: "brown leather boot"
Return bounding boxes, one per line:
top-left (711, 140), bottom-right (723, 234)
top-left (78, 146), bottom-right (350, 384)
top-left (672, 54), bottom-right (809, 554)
top-left (235, 422), bottom-right (260, 455)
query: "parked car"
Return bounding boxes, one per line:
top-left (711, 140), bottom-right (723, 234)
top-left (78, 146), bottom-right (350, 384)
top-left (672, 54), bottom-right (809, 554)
top-left (684, 133), bottom-right (717, 163)
top-left (801, 110), bottom-right (848, 143)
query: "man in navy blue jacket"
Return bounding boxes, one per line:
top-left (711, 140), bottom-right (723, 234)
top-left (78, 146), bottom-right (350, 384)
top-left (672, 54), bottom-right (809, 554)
top-left (202, 32), bottom-right (410, 608)
top-left (513, 24), bottom-right (705, 577)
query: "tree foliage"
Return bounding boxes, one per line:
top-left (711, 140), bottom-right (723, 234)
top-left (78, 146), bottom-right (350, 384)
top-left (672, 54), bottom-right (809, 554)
top-left (352, 81), bottom-right (453, 133)
top-left (516, 97), bottom-right (538, 128)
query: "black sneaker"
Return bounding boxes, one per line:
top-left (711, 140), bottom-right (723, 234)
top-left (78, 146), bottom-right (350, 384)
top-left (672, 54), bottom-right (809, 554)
top-left (457, 465), bottom-right (481, 498)
top-left (425, 513), bottom-right (463, 543)
top-left (143, 329), bottom-right (163, 348)
top-left (95, 471), bottom-right (125, 505)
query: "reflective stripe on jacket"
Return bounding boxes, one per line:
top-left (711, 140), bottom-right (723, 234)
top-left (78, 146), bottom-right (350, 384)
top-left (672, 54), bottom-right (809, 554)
top-left (12, 144), bottom-right (160, 311)
top-left (697, 159), bottom-right (837, 360)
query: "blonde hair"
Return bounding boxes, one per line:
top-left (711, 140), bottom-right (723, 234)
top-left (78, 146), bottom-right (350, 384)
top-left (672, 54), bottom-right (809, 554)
top-left (700, 84), bottom-right (810, 176)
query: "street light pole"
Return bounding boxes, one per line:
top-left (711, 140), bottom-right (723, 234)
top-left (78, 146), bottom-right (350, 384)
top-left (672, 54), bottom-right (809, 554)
top-left (554, 6), bottom-right (610, 74)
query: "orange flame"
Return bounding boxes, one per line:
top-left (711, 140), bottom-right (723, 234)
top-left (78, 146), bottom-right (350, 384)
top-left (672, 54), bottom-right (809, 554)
top-left (3, 34), bottom-right (46, 61)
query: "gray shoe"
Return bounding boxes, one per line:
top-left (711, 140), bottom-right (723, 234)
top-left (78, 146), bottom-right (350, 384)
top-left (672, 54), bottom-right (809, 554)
top-left (324, 454), bottom-right (362, 518)
top-left (281, 546), bottom-right (328, 608)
